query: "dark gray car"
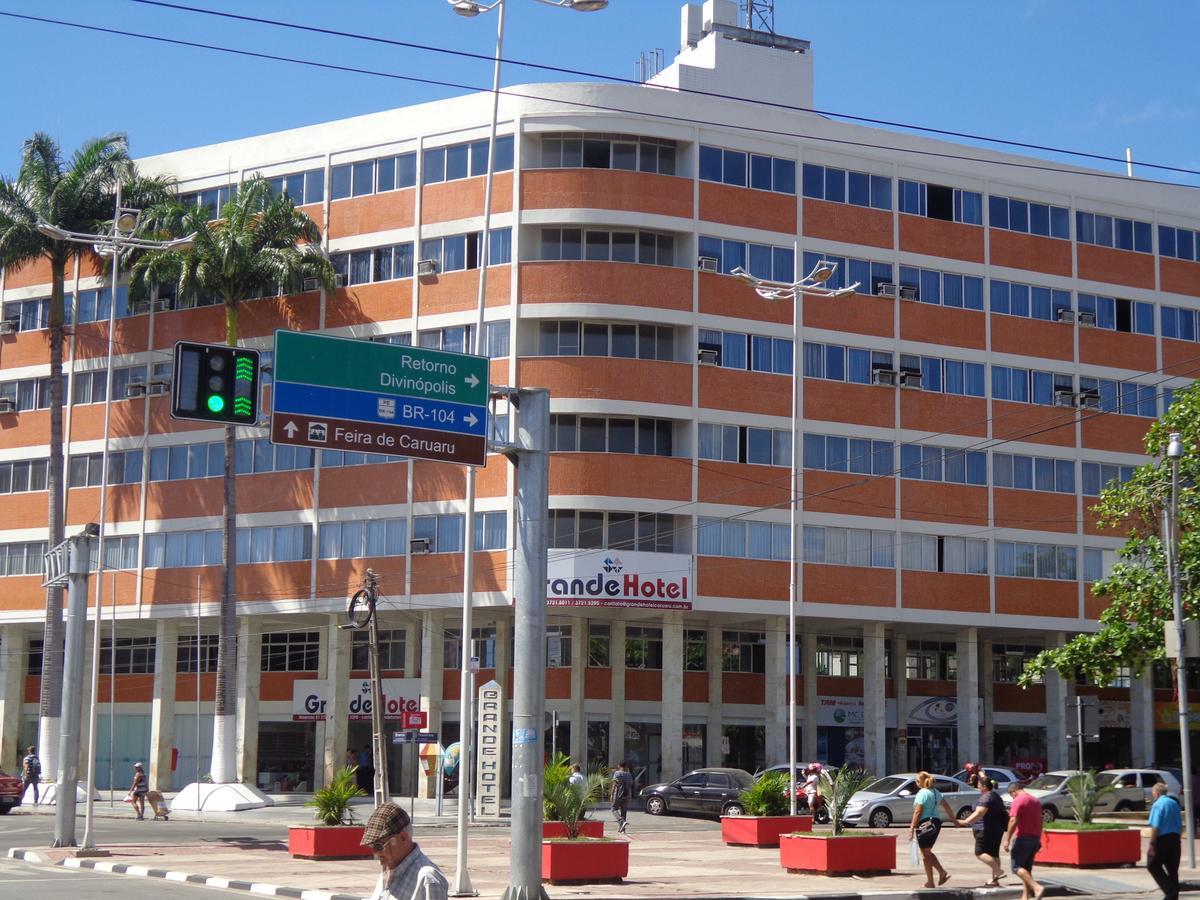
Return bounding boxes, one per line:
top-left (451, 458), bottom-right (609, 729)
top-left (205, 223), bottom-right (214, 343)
top-left (640, 767), bottom-right (755, 818)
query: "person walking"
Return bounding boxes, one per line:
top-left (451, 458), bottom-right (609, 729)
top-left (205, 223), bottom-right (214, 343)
top-left (907, 771), bottom-right (957, 888)
top-left (610, 761), bottom-right (634, 834)
top-left (1147, 781), bottom-right (1182, 900)
top-left (959, 777), bottom-right (1008, 886)
top-left (345, 748), bottom-right (357, 770)
top-left (129, 762), bottom-right (149, 820)
top-left (1003, 781), bottom-right (1045, 900)
top-left (568, 764), bottom-right (586, 796)
top-left (20, 746), bottom-right (40, 804)
top-left (361, 802), bottom-right (448, 900)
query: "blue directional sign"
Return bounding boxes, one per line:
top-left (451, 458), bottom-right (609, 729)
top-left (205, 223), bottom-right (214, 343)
top-left (273, 382), bottom-right (487, 437)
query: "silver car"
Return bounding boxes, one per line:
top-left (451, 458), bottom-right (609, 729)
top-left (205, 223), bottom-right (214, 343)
top-left (950, 765), bottom-right (1024, 794)
top-left (1093, 769), bottom-right (1183, 813)
top-left (842, 773), bottom-right (980, 828)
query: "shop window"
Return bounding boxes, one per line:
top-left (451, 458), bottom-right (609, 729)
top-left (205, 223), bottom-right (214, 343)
top-left (722, 630), bottom-right (766, 673)
top-left (587, 624), bottom-right (610, 667)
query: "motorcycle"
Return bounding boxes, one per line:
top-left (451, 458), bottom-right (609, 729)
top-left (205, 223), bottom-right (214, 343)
top-left (796, 790), bottom-right (830, 825)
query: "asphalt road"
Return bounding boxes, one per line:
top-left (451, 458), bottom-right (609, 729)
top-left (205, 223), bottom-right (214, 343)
top-left (0, 854), bottom-right (241, 898)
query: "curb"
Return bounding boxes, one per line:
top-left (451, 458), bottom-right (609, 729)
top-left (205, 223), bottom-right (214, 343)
top-left (7, 848), bottom-right (365, 900)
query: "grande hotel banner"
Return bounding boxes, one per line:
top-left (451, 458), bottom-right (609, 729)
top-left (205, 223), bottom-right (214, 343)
top-left (546, 550), bottom-right (693, 610)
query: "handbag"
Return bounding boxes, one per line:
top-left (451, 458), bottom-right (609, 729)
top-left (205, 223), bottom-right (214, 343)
top-left (915, 818), bottom-right (937, 838)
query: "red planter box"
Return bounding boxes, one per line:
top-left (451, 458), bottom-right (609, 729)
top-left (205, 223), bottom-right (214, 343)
top-left (1039, 828), bottom-right (1141, 867)
top-left (288, 825), bottom-right (373, 860)
top-left (722, 815), bottom-right (813, 847)
top-left (542, 838), bottom-right (629, 884)
top-left (779, 833), bottom-right (896, 875)
top-left (543, 820), bottom-right (605, 839)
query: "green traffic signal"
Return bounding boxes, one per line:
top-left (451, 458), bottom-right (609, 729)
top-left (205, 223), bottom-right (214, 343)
top-left (173, 341), bottom-right (260, 425)
top-left (207, 394), bottom-right (226, 413)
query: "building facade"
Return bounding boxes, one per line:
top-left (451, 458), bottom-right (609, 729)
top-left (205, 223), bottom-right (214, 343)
top-left (1, 1), bottom-right (1198, 794)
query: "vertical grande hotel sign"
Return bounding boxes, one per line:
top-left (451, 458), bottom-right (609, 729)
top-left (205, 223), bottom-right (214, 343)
top-left (546, 550), bottom-right (693, 610)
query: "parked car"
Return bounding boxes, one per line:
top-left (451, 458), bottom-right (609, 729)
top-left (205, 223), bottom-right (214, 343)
top-left (949, 765), bottom-right (1024, 794)
top-left (1004, 770), bottom-right (1078, 823)
top-left (1093, 769), bottom-right (1183, 812)
top-left (640, 767), bottom-right (755, 818)
top-left (0, 769), bottom-right (22, 814)
top-left (842, 773), bottom-right (979, 828)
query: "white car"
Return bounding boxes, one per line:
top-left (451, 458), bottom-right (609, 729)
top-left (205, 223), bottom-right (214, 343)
top-left (1093, 769), bottom-right (1183, 812)
top-left (950, 766), bottom-right (1024, 794)
top-left (842, 773), bottom-right (979, 829)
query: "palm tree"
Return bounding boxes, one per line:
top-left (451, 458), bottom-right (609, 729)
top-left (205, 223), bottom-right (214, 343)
top-left (0, 133), bottom-right (173, 782)
top-left (130, 175), bottom-right (334, 783)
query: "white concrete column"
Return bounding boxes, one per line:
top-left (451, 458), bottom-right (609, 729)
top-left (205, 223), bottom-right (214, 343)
top-left (802, 630), bottom-right (818, 763)
top-left (981, 640), bottom-right (995, 763)
top-left (569, 617), bottom-right (586, 766)
top-left (417, 612), bottom-right (443, 799)
top-left (149, 619), bottom-right (179, 791)
top-left (862, 623), bottom-right (886, 776)
top-left (1130, 672), bottom-right (1156, 767)
top-left (320, 614), bottom-right (351, 790)
top-left (609, 620), bottom-right (626, 766)
top-left (764, 622), bottom-right (787, 767)
top-left (661, 612), bottom-right (684, 781)
top-left (1045, 633), bottom-right (1068, 771)
top-left (403, 619), bottom-right (420, 679)
top-left (0, 627), bottom-right (25, 771)
top-left (956, 627), bottom-right (981, 765)
top-left (235, 617), bottom-right (262, 786)
top-left (707, 623), bottom-right (723, 766)
top-left (893, 634), bottom-right (908, 772)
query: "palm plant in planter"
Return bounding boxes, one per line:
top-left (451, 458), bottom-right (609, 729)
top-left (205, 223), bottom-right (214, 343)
top-left (1040, 771), bottom-right (1139, 866)
top-left (541, 757), bottom-right (626, 884)
top-left (722, 771), bottom-right (813, 847)
top-left (288, 766), bottom-right (370, 860)
top-left (780, 767), bottom-right (897, 875)
top-left (542, 754), bottom-right (608, 838)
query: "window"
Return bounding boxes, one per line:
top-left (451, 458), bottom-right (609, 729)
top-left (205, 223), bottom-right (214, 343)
top-left (588, 624), bottom-right (610, 667)
top-left (0, 541), bottom-right (46, 576)
top-left (1078, 376), bottom-right (1157, 417)
top-left (900, 533), bottom-right (989, 574)
top-left (540, 227), bottom-right (675, 267)
top-left (549, 509), bottom-right (678, 553)
top-left (722, 631), bottom-right (766, 673)
top-left (697, 518), bottom-right (790, 561)
top-left (699, 328), bottom-right (791, 374)
top-left (414, 228), bottom-right (511, 275)
top-left (1076, 294), bottom-right (1155, 335)
top-left (801, 163), bottom-right (890, 210)
top-left (899, 445), bottom-right (987, 485)
top-left (996, 541), bottom-right (1077, 580)
top-left (992, 644), bottom-right (1044, 684)
top-left (2, 458), bottom-right (49, 493)
top-left (1077, 211), bottom-right (1152, 253)
top-left (144, 529), bottom-right (223, 568)
top-left (815, 635), bottom-right (862, 677)
top-left (1159, 224), bottom-right (1199, 262)
top-left (95, 535), bottom-right (139, 571)
top-left (992, 366), bottom-right (1073, 406)
top-left (906, 641), bottom-right (957, 680)
top-left (1083, 547), bottom-right (1115, 583)
top-left (897, 265), bottom-right (984, 310)
top-left (179, 184), bottom-right (238, 220)
top-left (319, 518), bottom-right (408, 559)
top-left (0, 375), bottom-right (53, 412)
top-left (703, 146), bottom-right (795, 194)
top-left (330, 242), bottom-right (414, 286)
top-left (542, 133), bottom-right (676, 175)
top-left (698, 423), bottom-right (790, 467)
top-left (685, 629), bottom-right (707, 672)
top-left (988, 195), bottom-right (1070, 240)
top-left (261, 631), bottom-right (320, 672)
top-left (625, 626), bottom-right (663, 669)
top-left (417, 136), bottom-right (513, 188)
top-left (802, 433), bottom-right (894, 476)
top-left (551, 414), bottom-right (673, 456)
top-left (989, 280), bottom-right (1072, 322)
top-left (443, 626), bottom-right (498, 669)
top-left (259, 168), bottom-right (325, 206)
top-left (802, 526), bottom-right (895, 568)
top-left (699, 235), bottom-right (794, 280)
top-left (800, 342), bottom-right (895, 386)
top-left (1161, 304), bottom-right (1199, 342)
top-left (68, 288), bottom-right (113, 326)
top-left (411, 514), bottom-right (465, 553)
top-left (98, 637), bottom-right (156, 675)
top-left (1081, 461), bottom-right (1136, 496)
top-left (899, 180), bottom-right (982, 225)
top-left (539, 321), bottom-right (674, 361)
top-left (993, 453), bottom-right (1075, 493)
top-left (353, 629), bottom-right (406, 670)
top-left (175, 634), bottom-right (218, 674)
top-left (1, 296), bottom-right (49, 332)
top-left (801, 251), bottom-right (893, 295)
top-left (896, 354), bottom-right (986, 397)
top-left (237, 524), bottom-right (313, 564)
top-left (546, 624), bottom-right (572, 668)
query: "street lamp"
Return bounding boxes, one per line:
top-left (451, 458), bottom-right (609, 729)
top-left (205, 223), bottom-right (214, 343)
top-left (1165, 431), bottom-right (1195, 867)
top-left (731, 260), bottom-right (859, 814)
top-left (444, 0), bottom-right (606, 895)
top-left (37, 199), bottom-right (193, 851)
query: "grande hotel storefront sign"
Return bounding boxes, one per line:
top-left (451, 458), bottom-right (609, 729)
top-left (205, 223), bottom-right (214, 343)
top-left (546, 550), bottom-right (693, 610)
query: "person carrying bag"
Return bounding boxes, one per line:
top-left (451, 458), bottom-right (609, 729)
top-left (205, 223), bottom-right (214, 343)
top-left (907, 771), bottom-right (958, 889)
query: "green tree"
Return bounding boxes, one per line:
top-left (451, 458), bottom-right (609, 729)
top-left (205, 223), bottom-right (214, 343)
top-left (130, 175), bottom-right (333, 782)
top-left (1022, 382), bottom-right (1200, 687)
top-left (0, 133), bottom-right (173, 779)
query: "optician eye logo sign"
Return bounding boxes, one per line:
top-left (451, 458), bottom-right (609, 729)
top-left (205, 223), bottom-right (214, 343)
top-left (908, 697), bottom-right (957, 726)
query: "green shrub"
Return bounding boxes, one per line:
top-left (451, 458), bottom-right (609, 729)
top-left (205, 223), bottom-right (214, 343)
top-left (820, 766), bottom-right (874, 837)
top-left (1066, 770), bottom-right (1117, 825)
top-left (543, 755), bottom-right (608, 839)
top-left (305, 765), bottom-right (366, 826)
top-left (740, 771), bottom-right (790, 817)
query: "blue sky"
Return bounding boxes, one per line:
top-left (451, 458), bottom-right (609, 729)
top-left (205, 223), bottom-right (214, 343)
top-left (0, 0), bottom-right (1197, 187)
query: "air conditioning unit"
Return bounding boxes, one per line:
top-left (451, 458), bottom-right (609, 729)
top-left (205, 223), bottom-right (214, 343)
top-left (1077, 388), bottom-right (1101, 409)
top-left (1077, 310), bottom-right (1097, 327)
top-left (126, 381), bottom-right (148, 398)
top-left (697, 347), bottom-right (719, 366)
top-left (1056, 308), bottom-right (1075, 324)
top-left (875, 282), bottom-right (898, 298)
top-left (0, 397), bottom-right (14, 414)
top-left (871, 368), bottom-right (898, 386)
top-left (302, 277), bottom-right (321, 292)
top-left (417, 259), bottom-right (438, 277)
top-left (697, 256), bottom-right (719, 273)
top-left (146, 380), bottom-right (169, 397)
top-left (899, 371), bottom-right (922, 389)
top-left (151, 298), bottom-right (171, 313)
top-left (898, 286), bottom-right (919, 301)
top-left (0, 318), bottom-right (18, 335)
top-left (1053, 389), bottom-right (1076, 407)
top-left (410, 537), bottom-right (432, 555)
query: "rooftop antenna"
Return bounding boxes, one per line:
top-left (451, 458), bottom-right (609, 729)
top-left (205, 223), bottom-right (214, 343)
top-left (741, 0), bottom-right (776, 33)
top-left (635, 48), bottom-right (664, 83)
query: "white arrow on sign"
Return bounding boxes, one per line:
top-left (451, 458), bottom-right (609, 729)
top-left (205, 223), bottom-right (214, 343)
top-left (465, 374), bottom-right (480, 388)
top-left (284, 421), bottom-right (299, 438)
top-left (464, 412), bottom-right (478, 427)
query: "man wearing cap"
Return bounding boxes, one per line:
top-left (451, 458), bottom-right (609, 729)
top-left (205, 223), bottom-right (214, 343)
top-left (362, 802), bottom-right (448, 900)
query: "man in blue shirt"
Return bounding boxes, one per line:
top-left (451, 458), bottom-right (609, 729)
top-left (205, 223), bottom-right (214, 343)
top-left (1147, 781), bottom-right (1182, 900)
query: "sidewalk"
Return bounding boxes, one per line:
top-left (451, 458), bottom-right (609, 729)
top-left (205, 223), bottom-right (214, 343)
top-left (8, 800), bottom-right (1199, 899)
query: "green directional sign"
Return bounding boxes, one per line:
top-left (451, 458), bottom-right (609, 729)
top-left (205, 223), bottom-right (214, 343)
top-left (274, 329), bottom-right (489, 406)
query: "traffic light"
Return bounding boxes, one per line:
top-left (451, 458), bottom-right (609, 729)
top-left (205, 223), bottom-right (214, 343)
top-left (171, 340), bottom-right (260, 425)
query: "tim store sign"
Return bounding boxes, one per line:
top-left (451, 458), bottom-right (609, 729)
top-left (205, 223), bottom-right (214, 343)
top-left (546, 550), bottom-right (693, 610)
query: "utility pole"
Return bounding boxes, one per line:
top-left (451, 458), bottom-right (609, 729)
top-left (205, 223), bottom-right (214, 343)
top-left (343, 570), bottom-right (388, 806)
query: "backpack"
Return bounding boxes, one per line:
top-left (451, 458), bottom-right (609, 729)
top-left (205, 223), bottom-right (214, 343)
top-left (24, 755), bottom-right (40, 778)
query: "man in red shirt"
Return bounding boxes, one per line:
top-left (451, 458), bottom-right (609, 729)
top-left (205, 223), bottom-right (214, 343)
top-left (1003, 782), bottom-right (1045, 900)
